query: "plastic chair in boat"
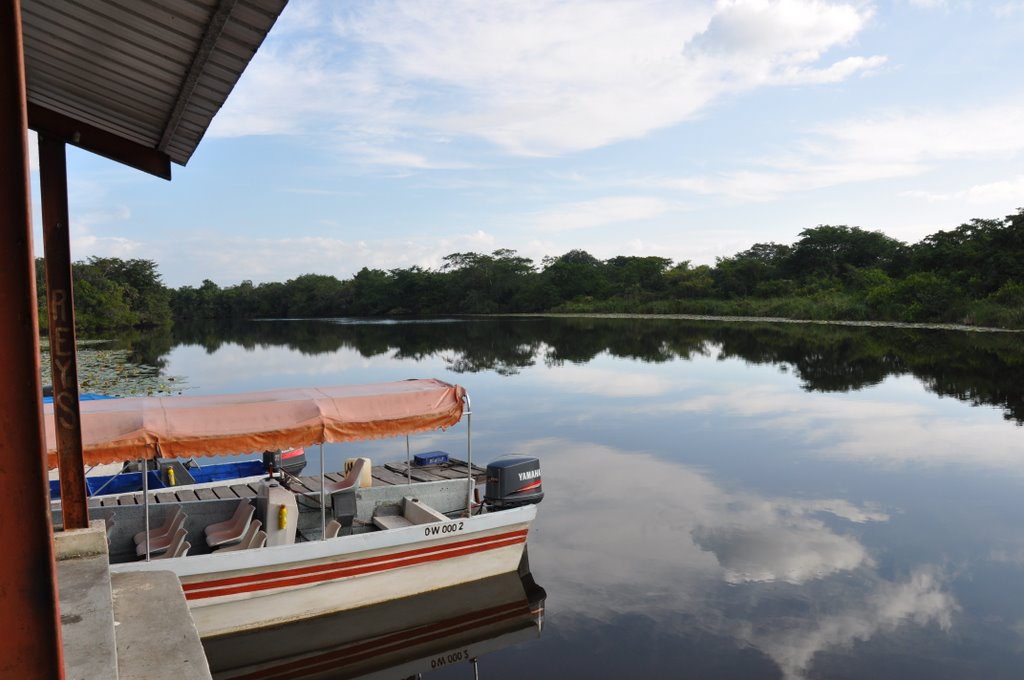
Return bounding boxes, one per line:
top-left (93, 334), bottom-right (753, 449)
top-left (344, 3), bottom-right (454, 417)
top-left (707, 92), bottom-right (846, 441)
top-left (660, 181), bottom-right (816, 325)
top-left (324, 457), bottom-right (368, 495)
top-left (133, 506), bottom-right (186, 547)
top-left (205, 500), bottom-right (255, 548)
top-left (323, 458), bottom-right (368, 528)
top-left (104, 513), bottom-right (116, 545)
top-left (215, 520), bottom-right (263, 553)
top-left (148, 528), bottom-right (190, 560)
top-left (134, 509), bottom-right (187, 556)
top-left (324, 518), bottom-right (342, 539)
top-left (248, 530), bottom-right (267, 549)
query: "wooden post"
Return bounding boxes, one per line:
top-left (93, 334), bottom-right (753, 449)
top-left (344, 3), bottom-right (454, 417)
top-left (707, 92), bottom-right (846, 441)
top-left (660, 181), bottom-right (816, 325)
top-left (0, 0), bottom-right (66, 676)
top-left (38, 135), bottom-right (89, 530)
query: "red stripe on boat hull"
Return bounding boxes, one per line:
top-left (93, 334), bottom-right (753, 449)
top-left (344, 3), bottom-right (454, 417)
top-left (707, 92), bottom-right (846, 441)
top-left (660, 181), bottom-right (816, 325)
top-left (184, 528), bottom-right (529, 601)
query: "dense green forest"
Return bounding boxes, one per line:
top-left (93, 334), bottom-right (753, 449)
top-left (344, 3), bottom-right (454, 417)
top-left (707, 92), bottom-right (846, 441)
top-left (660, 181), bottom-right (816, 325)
top-left (35, 257), bottom-right (171, 332)
top-left (38, 210), bottom-right (1024, 330)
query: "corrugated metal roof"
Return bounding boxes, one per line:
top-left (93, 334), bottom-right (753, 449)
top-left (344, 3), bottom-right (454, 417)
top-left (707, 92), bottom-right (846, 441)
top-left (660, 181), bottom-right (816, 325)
top-left (20, 0), bottom-right (286, 172)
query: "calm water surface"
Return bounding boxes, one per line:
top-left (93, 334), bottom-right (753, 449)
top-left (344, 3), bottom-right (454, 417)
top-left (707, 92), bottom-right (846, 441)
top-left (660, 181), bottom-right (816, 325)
top-left (119, 317), bottom-right (1024, 679)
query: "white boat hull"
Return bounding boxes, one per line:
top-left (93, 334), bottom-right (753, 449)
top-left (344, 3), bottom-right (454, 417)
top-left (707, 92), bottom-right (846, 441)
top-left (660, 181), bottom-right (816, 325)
top-left (111, 505), bottom-right (536, 638)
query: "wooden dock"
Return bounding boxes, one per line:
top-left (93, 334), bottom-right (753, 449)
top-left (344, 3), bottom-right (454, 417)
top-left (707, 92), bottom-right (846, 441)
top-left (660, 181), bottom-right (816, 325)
top-left (86, 459), bottom-right (485, 508)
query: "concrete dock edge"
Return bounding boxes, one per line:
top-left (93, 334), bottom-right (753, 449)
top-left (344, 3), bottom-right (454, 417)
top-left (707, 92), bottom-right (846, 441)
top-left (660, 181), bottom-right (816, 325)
top-left (111, 570), bottom-right (212, 680)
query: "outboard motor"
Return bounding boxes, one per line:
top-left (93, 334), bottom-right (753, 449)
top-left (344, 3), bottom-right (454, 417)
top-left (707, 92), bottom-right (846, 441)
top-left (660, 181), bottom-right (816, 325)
top-left (484, 456), bottom-right (543, 509)
top-left (262, 449), bottom-right (282, 478)
top-left (280, 447), bottom-right (308, 476)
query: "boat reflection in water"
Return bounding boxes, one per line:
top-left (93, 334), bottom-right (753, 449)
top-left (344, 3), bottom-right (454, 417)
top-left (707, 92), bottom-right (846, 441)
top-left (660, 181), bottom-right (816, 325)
top-left (204, 552), bottom-right (545, 679)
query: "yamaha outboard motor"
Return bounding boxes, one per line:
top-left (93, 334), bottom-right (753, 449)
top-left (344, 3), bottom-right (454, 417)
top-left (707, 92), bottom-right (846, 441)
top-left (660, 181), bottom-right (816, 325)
top-left (484, 456), bottom-right (543, 509)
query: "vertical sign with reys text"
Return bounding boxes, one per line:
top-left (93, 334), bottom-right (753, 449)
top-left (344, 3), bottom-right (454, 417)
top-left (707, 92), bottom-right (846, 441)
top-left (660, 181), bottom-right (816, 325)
top-left (39, 135), bottom-right (88, 530)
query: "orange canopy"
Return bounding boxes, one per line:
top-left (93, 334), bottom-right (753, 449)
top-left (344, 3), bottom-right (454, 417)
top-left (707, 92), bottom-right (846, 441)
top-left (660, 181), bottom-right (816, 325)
top-left (43, 379), bottom-right (466, 468)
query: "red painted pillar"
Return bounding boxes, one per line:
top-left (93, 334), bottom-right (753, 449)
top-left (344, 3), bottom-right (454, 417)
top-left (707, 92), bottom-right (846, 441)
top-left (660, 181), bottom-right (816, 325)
top-left (0, 1), bottom-right (66, 677)
top-left (38, 136), bottom-right (89, 530)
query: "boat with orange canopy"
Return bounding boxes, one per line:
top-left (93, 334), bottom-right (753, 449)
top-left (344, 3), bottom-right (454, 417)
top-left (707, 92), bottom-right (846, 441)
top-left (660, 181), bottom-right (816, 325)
top-left (43, 379), bottom-right (544, 639)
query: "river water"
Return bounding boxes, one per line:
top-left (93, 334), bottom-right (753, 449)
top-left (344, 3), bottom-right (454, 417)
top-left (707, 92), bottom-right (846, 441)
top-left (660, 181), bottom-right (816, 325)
top-left (109, 316), bottom-right (1024, 679)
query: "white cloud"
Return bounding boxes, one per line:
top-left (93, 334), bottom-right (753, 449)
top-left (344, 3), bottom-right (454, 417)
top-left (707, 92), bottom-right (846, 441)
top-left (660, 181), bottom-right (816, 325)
top-left (774, 498), bottom-right (889, 524)
top-left (901, 176), bottom-right (1024, 207)
top-left (69, 228), bottom-right (142, 259)
top-left (692, 0), bottom-right (870, 62)
top-left (692, 509), bottom-right (876, 584)
top-left (820, 103), bottom-right (1024, 164)
top-left (151, 230), bottom-right (498, 287)
top-left (665, 160), bottom-right (922, 200)
top-left (990, 548), bottom-right (1024, 567)
top-left (661, 101), bottom-right (1024, 200)
top-left (750, 567), bottom-right (957, 679)
top-left (663, 383), bottom-right (926, 423)
top-left (341, 144), bottom-right (473, 170)
top-left (662, 380), bottom-right (1024, 472)
top-left (527, 439), bottom-right (888, 607)
top-left (964, 176), bottom-right (1024, 204)
top-left (68, 205), bottom-right (142, 259)
top-left (165, 343), bottom-right (388, 388)
top-left (215, 1), bottom-right (881, 161)
top-left (775, 54), bottom-right (888, 84)
top-left (531, 196), bottom-right (681, 232)
top-left (523, 438), bottom-right (954, 679)
top-left (899, 189), bottom-right (951, 202)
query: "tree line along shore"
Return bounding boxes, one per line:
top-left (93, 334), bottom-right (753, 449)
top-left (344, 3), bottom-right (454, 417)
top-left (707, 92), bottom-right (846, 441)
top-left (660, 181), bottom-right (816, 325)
top-left (36, 210), bottom-right (1024, 332)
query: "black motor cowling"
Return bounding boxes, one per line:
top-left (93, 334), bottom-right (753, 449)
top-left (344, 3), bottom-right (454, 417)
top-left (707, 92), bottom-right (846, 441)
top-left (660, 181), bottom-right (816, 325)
top-left (262, 449), bottom-right (282, 476)
top-left (280, 447), bottom-right (308, 476)
top-left (484, 456), bottom-right (543, 509)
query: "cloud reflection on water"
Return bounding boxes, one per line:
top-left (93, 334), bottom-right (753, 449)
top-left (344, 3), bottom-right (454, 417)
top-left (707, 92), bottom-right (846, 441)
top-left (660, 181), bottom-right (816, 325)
top-left (524, 438), bottom-right (956, 679)
top-left (744, 568), bottom-right (957, 679)
top-left (658, 378), bottom-right (1024, 471)
top-left (534, 363), bottom-right (681, 397)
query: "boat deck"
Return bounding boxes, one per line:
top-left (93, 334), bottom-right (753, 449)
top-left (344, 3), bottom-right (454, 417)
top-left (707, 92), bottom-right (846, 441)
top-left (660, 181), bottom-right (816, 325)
top-left (86, 459), bottom-right (485, 508)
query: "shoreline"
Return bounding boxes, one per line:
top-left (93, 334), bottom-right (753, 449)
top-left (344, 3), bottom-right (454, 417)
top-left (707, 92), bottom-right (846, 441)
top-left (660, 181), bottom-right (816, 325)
top-left (496, 312), bottom-right (1023, 333)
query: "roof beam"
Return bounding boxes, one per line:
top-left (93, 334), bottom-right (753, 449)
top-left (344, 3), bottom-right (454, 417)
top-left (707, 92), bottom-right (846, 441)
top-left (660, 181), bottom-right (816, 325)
top-left (158, 0), bottom-right (238, 154)
top-left (28, 102), bottom-right (171, 180)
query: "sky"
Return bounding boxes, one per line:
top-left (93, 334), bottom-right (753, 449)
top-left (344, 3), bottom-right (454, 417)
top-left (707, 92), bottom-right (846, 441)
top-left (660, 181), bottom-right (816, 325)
top-left (29, 0), bottom-right (1024, 288)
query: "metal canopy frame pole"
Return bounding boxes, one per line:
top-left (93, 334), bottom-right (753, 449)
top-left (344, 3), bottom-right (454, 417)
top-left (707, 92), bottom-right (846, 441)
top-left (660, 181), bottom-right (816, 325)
top-left (319, 443), bottom-right (326, 540)
top-left (464, 394), bottom-right (473, 516)
top-left (143, 458), bottom-right (151, 561)
top-left (38, 135), bottom-right (88, 530)
top-left (0, 1), bottom-right (65, 674)
top-left (405, 435), bottom-right (411, 484)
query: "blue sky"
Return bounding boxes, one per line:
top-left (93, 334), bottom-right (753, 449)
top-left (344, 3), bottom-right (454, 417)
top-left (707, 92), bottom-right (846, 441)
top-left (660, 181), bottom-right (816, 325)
top-left (29, 0), bottom-right (1024, 288)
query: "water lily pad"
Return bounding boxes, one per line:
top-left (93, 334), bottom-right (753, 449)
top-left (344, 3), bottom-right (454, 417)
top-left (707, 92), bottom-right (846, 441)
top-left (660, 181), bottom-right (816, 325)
top-left (40, 340), bottom-right (187, 397)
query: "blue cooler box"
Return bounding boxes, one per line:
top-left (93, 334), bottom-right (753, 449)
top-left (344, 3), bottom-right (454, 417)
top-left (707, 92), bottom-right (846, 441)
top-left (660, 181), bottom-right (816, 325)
top-left (413, 451), bottom-right (449, 466)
